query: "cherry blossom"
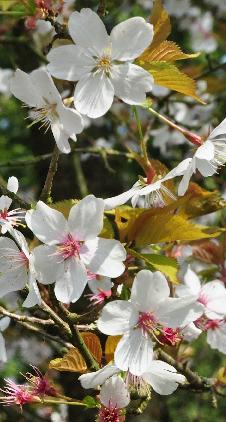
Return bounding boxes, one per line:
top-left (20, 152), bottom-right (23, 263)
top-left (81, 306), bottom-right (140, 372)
top-left (178, 118), bottom-right (226, 195)
top-left (97, 270), bottom-right (203, 375)
top-left (26, 195), bottom-right (126, 303)
top-left (104, 159), bottom-right (192, 210)
top-left (0, 176), bottom-right (25, 234)
top-left (0, 379), bottom-right (38, 408)
top-left (47, 8), bottom-right (154, 118)
top-left (0, 229), bottom-right (41, 308)
top-left (0, 317), bottom-right (10, 363)
top-left (10, 68), bottom-right (83, 153)
top-left (79, 360), bottom-right (186, 396)
top-left (176, 267), bottom-right (226, 319)
top-left (205, 319), bottom-right (226, 354)
top-left (98, 376), bottom-right (130, 422)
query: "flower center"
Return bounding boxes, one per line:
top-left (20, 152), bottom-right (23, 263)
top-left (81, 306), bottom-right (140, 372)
top-left (158, 327), bottom-right (181, 346)
top-left (204, 319), bottom-right (221, 331)
top-left (95, 55), bottom-right (112, 75)
top-left (57, 234), bottom-right (82, 260)
top-left (137, 312), bottom-right (157, 334)
top-left (99, 403), bottom-right (120, 422)
top-left (30, 102), bottom-right (58, 131)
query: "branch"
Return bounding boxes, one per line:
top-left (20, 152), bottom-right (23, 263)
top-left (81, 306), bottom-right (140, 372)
top-left (0, 148), bottom-right (134, 168)
top-left (158, 349), bottom-right (212, 391)
top-left (17, 320), bottom-right (73, 348)
top-left (73, 153), bottom-right (89, 197)
top-left (40, 299), bottom-right (72, 338)
top-left (97, 0), bottom-right (107, 17)
top-left (40, 145), bottom-right (60, 202)
top-left (0, 306), bottom-right (54, 326)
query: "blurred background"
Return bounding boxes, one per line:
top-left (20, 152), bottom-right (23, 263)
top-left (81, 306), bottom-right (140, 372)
top-left (0, 0), bottom-right (226, 420)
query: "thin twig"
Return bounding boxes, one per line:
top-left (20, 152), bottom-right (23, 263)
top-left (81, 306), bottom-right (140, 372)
top-left (97, 0), bottom-right (106, 17)
top-left (73, 153), bottom-right (89, 197)
top-left (0, 306), bottom-right (54, 326)
top-left (17, 321), bottom-right (72, 348)
top-left (40, 145), bottom-right (60, 202)
top-left (40, 299), bottom-right (72, 337)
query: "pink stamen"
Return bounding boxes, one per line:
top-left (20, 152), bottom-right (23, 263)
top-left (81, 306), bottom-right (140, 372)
top-left (137, 312), bottom-right (156, 334)
top-left (24, 366), bottom-right (57, 397)
top-left (57, 234), bottom-right (82, 260)
top-left (99, 401), bottom-right (121, 422)
top-left (87, 290), bottom-right (111, 306)
top-left (0, 379), bottom-right (37, 408)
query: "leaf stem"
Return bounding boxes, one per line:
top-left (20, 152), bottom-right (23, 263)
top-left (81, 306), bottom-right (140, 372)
top-left (132, 106), bottom-right (149, 162)
top-left (40, 145), bottom-right (60, 202)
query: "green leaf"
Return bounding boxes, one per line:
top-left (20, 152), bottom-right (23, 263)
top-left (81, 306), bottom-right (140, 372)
top-left (128, 249), bottom-right (178, 283)
top-left (83, 396), bottom-right (99, 409)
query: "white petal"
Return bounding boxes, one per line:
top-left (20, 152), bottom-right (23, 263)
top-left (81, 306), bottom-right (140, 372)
top-left (30, 68), bottom-right (61, 104)
top-left (68, 9), bottom-right (110, 54)
top-left (0, 268), bottom-right (27, 297)
top-left (51, 121), bottom-right (71, 153)
top-left (32, 245), bottom-right (64, 284)
top-left (143, 360), bottom-right (186, 395)
top-left (88, 276), bottom-right (112, 294)
top-left (209, 117), bottom-right (226, 139)
top-left (104, 185), bottom-right (141, 210)
top-left (207, 324), bottom-right (226, 354)
top-left (57, 104), bottom-right (83, 136)
top-left (22, 274), bottom-right (41, 308)
top-left (0, 237), bottom-right (20, 271)
top-left (196, 158), bottom-right (216, 177)
top-left (69, 259), bottom-right (88, 303)
top-left (114, 329), bottom-right (154, 375)
top-left (10, 69), bottom-right (44, 108)
top-left (0, 195), bottom-right (12, 211)
top-left (25, 201), bottom-right (68, 245)
top-left (195, 140), bottom-right (215, 160)
top-left (83, 238), bottom-right (126, 278)
top-left (0, 333), bottom-right (7, 362)
top-left (181, 323), bottom-right (202, 342)
top-left (47, 45), bottom-right (95, 81)
top-left (100, 375), bottom-right (130, 409)
top-left (74, 72), bottom-right (114, 118)
top-left (137, 180), bottom-right (162, 196)
top-left (176, 267), bottom-right (201, 297)
top-left (130, 270), bottom-right (170, 312)
top-left (54, 275), bottom-right (74, 304)
top-left (156, 297), bottom-right (204, 328)
top-left (10, 228), bottom-right (29, 257)
top-left (177, 163), bottom-right (194, 196)
top-left (0, 317), bottom-right (10, 332)
top-left (7, 176), bottom-right (18, 194)
top-left (112, 63), bottom-right (153, 105)
top-left (68, 195), bottom-right (105, 241)
top-left (97, 300), bottom-right (138, 335)
top-left (163, 158), bottom-right (193, 181)
top-left (79, 364), bottom-right (120, 389)
top-left (111, 17), bottom-right (153, 61)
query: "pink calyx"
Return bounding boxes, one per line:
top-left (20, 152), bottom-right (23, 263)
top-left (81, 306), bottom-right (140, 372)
top-left (159, 328), bottom-right (182, 346)
top-left (198, 292), bottom-right (208, 306)
top-left (88, 290), bottom-right (112, 306)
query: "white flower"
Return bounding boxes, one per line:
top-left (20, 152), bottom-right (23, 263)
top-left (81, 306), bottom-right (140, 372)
top-left (104, 159), bottom-right (191, 210)
top-left (47, 8), bottom-right (154, 118)
top-left (26, 195), bottom-right (126, 304)
top-left (79, 360), bottom-right (186, 396)
top-left (98, 376), bottom-right (130, 421)
top-left (165, 0), bottom-right (191, 17)
top-left (0, 177), bottom-right (25, 234)
top-left (0, 229), bottom-right (40, 308)
top-left (97, 270), bottom-right (203, 375)
top-left (181, 322), bottom-right (202, 342)
top-left (176, 267), bottom-right (226, 320)
top-left (152, 126), bottom-right (185, 157)
top-left (178, 118), bottom-right (226, 196)
top-left (190, 12), bottom-right (217, 54)
top-left (10, 68), bottom-right (83, 153)
top-left (0, 317), bottom-right (10, 363)
top-left (205, 319), bottom-right (226, 354)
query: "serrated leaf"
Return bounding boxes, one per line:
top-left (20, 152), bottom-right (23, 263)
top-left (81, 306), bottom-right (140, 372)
top-left (141, 62), bottom-right (204, 103)
top-left (140, 41), bottom-right (200, 62)
top-left (105, 336), bottom-right (121, 363)
top-left (128, 212), bottom-right (222, 246)
top-left (49, 348), bottom-right (87, 373)
top-left (83, 396), bottom-right (99, 408)
top-left (129, 249), bottom-right (178, 283)
top-left (150, 0), bottom-right (171, 47)
top-left (81, 332), bottom-right (102, 364)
